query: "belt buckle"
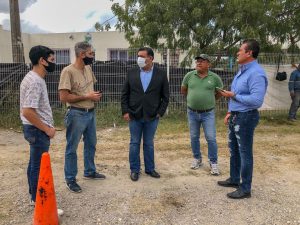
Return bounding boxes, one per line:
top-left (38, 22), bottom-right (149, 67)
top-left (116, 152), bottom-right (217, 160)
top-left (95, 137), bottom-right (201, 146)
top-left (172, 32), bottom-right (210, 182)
top-left (85, 108), bottom-right (89, 112)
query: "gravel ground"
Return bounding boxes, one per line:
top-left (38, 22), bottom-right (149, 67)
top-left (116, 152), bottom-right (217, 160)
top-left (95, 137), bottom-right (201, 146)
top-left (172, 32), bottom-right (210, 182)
top-left (0, 126), bottom-right (299, 225)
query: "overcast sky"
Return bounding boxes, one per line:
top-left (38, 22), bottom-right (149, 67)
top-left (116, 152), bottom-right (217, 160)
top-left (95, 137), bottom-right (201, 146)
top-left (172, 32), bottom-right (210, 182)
top-left (0, 0), bottom-right (125, 33)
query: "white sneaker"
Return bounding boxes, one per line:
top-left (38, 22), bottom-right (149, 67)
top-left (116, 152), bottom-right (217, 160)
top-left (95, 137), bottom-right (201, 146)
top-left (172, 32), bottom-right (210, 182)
top-left (29, 199), bottom-right (35, 206)
top-left (190, 158), bottom-right (202, 169)
top-left (210, 162), bottom-right (220, 175)
top-left (57, 208), bottom-right (64, 216)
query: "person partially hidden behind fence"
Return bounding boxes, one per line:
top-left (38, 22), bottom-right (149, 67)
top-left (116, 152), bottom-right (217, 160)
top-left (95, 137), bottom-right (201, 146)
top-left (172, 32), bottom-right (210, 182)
top-left (181, 54), bottom-right (224, 176)
top-left (58, 42), bottom-right (105, 193)
top-left (288, 63), bottom-right (300, 121)
top-left (20, 46), bottom-right (57, 205)
top-left (217, 39), bottom-right (268, 199)
top-left (121, 47), bottom-right (169, 182)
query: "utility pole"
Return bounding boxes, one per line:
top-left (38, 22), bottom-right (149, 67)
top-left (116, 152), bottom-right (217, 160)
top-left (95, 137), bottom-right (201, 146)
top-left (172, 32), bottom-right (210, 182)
top-left (9, 0), bottom-right (24, 63)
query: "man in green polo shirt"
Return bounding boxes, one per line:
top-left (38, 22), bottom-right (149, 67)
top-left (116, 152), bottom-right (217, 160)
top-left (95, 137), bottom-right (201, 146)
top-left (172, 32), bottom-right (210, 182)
top-left (181, 54), bottom-right (223, 175)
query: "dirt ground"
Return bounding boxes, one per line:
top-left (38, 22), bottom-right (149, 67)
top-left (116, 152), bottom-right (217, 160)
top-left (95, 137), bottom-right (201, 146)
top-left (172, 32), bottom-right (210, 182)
top-left (0, 122), bottom-right (299, 225)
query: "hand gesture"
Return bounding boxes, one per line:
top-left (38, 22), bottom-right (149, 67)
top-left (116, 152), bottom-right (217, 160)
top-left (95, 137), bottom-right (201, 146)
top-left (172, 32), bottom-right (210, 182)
top-left (123, 113), bottom-right (130, 122)
top-left (224, 113), bottom-right (231, 125)
top-left (219, 90), bottom-right (235, 98)
top-left (46, 127), bottom-right (56, 139)
top-left (86, 91), bottom-right (101, 102)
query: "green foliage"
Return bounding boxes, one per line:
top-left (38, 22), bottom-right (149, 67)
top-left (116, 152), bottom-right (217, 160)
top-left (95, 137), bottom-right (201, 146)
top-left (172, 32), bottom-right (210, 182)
top-left (111, 0), bottom-right (300, 65)
top-left (268, 0), bottom-right (300, 50)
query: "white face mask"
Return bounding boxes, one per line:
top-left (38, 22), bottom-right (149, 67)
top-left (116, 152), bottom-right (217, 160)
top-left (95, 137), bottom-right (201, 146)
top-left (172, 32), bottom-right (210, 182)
top-left (137, 57), bottom-right (146, 68)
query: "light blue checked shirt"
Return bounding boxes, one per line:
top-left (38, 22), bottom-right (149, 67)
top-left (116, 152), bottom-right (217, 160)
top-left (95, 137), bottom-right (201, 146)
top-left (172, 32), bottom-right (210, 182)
top-left (229, 60), bottom-right (268, 112)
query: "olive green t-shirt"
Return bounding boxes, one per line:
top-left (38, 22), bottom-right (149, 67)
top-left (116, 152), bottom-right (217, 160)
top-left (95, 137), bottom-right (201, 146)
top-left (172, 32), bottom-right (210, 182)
top-left (181, 70), bottom-right (223, 110)
top-left (58, 64), bottom-right (97, 109)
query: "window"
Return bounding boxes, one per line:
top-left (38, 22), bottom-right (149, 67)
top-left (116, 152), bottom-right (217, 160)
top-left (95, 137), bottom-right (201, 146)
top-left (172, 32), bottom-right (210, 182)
top-left (53, 49), bottom-right (70, 64)
top-left (108, 49), bottom-right (137, 61)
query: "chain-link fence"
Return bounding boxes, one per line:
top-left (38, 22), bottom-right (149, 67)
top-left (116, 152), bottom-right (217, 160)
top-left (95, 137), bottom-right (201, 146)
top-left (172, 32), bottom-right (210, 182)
top-left (0, 48), bottom-right (299, 116)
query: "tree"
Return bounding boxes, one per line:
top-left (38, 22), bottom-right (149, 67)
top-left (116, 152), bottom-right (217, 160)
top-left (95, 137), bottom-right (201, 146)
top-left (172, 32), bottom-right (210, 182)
top-left (267, 0), bottom-right (300, 54)
top-left (111, 0), bottom-right (297, 65)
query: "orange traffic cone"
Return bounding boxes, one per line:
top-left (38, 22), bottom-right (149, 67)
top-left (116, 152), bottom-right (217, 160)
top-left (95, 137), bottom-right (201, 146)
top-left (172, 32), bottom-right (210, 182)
top-left (33, 152), bottom-right (59, 225)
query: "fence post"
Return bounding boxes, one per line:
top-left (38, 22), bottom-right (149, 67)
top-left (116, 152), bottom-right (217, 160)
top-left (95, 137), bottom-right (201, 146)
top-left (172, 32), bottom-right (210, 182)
top-left (166, 48), bottom-right (170, 115)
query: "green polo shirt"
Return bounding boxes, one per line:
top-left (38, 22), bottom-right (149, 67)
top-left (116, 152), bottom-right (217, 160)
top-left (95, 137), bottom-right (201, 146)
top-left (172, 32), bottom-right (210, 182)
top-left (181, 70), bottom-right (223, 110)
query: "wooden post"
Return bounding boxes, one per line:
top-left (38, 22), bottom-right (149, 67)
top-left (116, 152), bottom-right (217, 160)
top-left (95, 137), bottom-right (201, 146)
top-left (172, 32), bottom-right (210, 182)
top-left (9, 0), bottom-right (24, 63)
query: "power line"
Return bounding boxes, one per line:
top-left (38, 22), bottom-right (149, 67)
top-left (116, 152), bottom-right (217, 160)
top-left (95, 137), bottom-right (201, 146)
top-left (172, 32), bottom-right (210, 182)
top-left (99, 2), bottom-right (125, 26)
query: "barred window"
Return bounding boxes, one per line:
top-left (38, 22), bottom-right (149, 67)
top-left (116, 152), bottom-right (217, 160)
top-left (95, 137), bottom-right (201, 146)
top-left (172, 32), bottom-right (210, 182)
top-left (53, 49), bottom-right (70, 64)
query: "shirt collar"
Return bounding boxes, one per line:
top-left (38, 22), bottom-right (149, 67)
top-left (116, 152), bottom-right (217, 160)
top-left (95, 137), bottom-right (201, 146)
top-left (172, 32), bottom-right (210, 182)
top-left (193, 70), bottom-right (212, 77)
top-left (140, 65), bottom-right (154, 73)
top-left (239, 60), bottom-right (257, 73)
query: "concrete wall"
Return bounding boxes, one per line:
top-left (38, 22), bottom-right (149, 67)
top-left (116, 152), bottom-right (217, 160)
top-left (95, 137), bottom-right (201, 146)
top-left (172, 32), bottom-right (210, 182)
top-left (0, 26), bottom-right (166, 63)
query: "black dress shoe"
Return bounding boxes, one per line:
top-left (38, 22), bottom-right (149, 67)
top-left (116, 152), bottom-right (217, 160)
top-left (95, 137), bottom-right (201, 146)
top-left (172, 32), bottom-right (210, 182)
top-left (227, 188), bottom-right (251, 199)
top-left (130, 172), bottom-right (139, 181)
top-left (217, 178), bottom-right (239, 188)
top-left (145, 170), bottom-right (160, 178)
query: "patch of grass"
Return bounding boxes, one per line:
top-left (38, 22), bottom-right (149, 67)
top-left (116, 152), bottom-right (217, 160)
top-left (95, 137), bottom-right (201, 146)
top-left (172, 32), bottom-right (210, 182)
top-left (0, 108), bottom-right (22, 130)
top-left (158, 112), bottom-right (189, 134)
top-left (96, 106), bottom-right (126, 128)
top-left (1, 109), bottom-right (299, 135)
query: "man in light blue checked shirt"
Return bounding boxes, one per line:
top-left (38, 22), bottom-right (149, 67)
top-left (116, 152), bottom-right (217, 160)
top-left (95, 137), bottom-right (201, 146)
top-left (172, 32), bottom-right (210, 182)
top-left (217, 39), bottom-right (268, 199)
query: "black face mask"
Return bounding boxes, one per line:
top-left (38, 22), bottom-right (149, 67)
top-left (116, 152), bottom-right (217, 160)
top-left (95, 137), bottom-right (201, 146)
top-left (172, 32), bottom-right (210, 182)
top-left (83, 56), bottom-right (94, 65)
top-left (43, 60), bottom-right (56, 72)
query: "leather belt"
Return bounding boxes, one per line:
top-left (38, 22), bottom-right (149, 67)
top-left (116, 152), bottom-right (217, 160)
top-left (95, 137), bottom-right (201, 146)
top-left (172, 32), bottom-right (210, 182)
top-left (68, 106), bottom-right (94, 112)
top-left (231, 109), bottom-right (257, 115)
top-left (188, 107), bottom-right (214, 113)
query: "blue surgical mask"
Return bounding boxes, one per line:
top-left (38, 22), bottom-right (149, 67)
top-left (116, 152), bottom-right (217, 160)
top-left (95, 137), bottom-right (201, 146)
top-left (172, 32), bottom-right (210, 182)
top-left (137, 57), bottom-right (146, 68)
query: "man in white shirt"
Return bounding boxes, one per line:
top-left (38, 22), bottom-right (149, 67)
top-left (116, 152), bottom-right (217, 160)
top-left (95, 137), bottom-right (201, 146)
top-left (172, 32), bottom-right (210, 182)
top-left (20, 45), bottom-right (56, 204)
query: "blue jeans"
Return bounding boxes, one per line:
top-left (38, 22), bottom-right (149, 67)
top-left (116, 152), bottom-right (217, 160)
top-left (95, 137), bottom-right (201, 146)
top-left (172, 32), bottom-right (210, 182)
top-left (228, 110), bottom-right (259, 193)
top-left (187, 109), bottom-right (218, 163)
top-left (129, 118), bottom-right (159, 173)
top-left (64, 108), bottom-right (97, 182)
top-left (23, 125), bottom-right (50, 202)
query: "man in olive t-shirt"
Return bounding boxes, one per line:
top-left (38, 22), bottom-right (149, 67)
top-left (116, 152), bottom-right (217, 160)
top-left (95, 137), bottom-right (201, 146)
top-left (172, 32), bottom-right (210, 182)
top-left (181, 54), bottom-right (223, 175)
top-left (58, 42), bottom-right (106, 193)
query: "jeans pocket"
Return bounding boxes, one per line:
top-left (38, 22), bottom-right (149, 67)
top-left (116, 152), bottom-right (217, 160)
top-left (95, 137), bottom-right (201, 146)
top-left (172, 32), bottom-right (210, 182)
top-left (38, 131), bottom-right (50, 147)
top-left (23, 126), bottom-right (37, 145)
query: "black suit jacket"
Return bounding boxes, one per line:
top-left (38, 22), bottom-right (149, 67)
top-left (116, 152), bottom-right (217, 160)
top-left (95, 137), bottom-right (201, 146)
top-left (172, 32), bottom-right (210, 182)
top-left (121, 66), bottom-right (169, 120)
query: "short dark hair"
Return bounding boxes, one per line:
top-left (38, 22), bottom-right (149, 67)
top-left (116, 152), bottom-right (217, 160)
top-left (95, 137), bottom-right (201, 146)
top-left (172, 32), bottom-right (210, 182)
top-left (243, 39), bottom-right (260, 59)
top-left (138, 47), bottom-right (154, 59)
top-left (29, 45), bottom-right (54, 65)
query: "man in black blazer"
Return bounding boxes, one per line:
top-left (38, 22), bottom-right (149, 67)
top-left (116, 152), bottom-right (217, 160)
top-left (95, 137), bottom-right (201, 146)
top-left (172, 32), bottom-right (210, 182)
top-left (121, 47), bottom-right (169, 181)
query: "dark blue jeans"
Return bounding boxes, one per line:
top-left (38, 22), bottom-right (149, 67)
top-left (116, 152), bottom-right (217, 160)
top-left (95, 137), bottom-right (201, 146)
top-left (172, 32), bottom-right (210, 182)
top-left (23, 125), bottom-right (50, 202)
top-left (228, 110), bottom-right (259, 193)
top-left (129, 118), bottom-right (159, 173)
top-left (64, 108), bottom-right (97, 183)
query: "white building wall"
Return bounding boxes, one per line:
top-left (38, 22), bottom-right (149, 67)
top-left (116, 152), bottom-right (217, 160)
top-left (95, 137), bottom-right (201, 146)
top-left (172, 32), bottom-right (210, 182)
top-left (0, 26), bottom-right (166, 63)
top-left (0, 26), bottom-right (132, 63)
